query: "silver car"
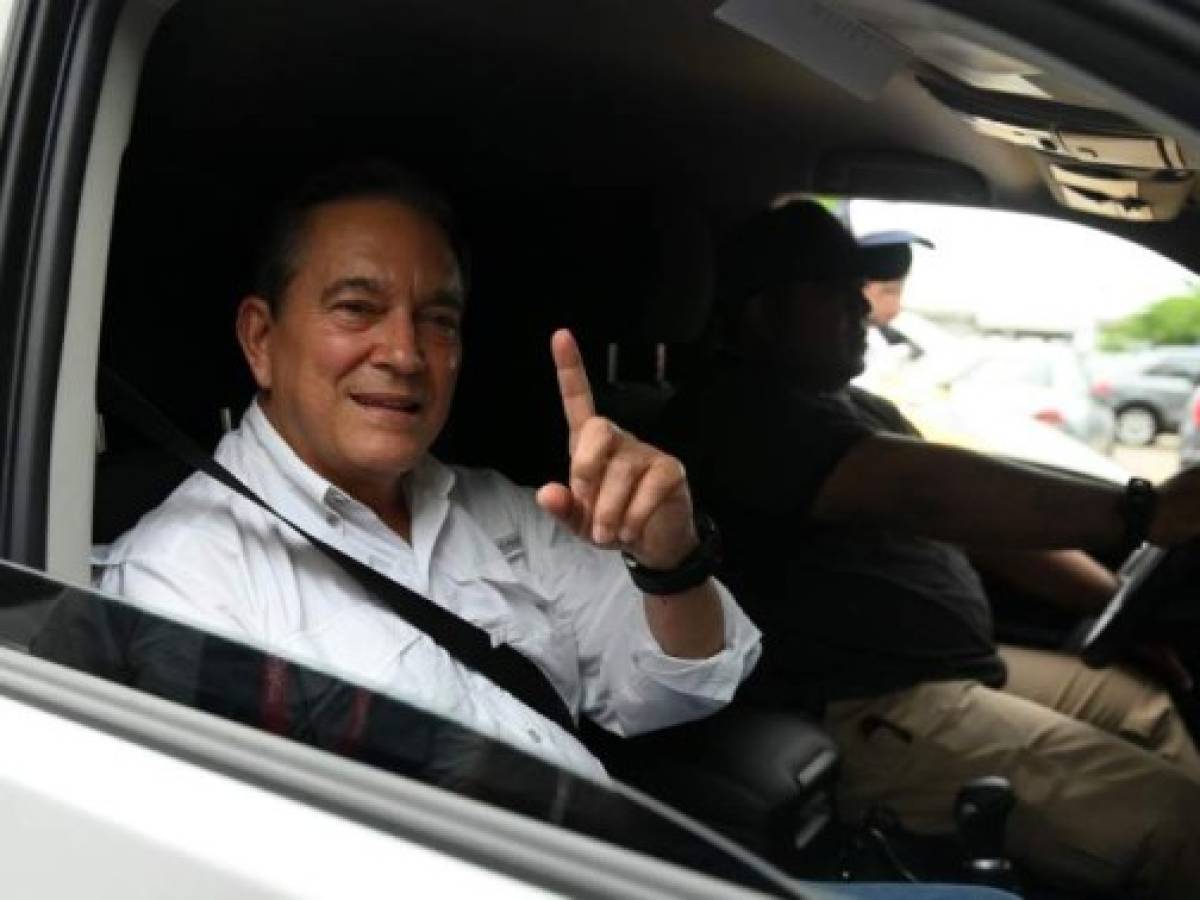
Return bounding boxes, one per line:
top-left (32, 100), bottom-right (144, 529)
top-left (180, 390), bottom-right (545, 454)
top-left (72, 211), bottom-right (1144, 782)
top-left (1092, 348), bottom-right (1200, 446)
top-left (1178, 384), bottom-right (1200, 468)
top-left (948, 342), bottom-right (1117, 455)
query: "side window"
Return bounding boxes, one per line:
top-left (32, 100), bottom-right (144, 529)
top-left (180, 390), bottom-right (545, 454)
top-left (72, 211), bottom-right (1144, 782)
top-left (0, 0), bottom-right (145, 580)
top-left (1147, 361), bottom-right (1194, 380)
top-left (849, 196), bottom-right (1195, 483)
top-left (1162, 358), bottom-right (1200, 381)
top-left (0, 556), bottom-right (787, 894)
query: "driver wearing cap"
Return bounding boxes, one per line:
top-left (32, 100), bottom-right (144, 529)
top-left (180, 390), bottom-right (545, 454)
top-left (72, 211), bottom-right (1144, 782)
top-left (660, 199), bottom-right (1200, 899)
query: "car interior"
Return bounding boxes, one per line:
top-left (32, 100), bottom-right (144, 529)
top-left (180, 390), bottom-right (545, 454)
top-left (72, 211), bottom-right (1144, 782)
top-left (17, 0), bottom-right (1200, 894)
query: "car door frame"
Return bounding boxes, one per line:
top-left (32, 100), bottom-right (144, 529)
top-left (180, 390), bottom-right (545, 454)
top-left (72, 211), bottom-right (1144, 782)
top-left (0, 0), bottom-right (122, 568)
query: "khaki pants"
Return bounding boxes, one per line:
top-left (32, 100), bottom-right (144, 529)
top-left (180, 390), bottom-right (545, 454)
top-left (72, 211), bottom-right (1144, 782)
top-left (824, 645), bottom-right (1200, 899)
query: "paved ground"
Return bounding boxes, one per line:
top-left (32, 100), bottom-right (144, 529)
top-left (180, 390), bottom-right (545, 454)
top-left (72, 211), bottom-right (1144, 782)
top-left (1111, 434), bottom-right (1181, 482)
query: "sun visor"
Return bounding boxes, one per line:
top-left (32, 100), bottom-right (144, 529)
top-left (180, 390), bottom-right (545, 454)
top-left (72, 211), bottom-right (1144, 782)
top-left (919, 72), bottom-right (1195, 221)
top-left (714, 0), bottom-right (907, 101)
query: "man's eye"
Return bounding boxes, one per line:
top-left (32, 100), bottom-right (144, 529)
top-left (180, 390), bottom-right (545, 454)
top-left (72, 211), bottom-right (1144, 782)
top-left (418, 310), bottom-right (462, 339)
top-left (334, 299), bottom-right (379, 316)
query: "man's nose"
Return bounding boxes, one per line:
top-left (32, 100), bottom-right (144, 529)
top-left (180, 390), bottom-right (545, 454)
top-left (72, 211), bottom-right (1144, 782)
top-left (372, 308), bottom-right (426, 374)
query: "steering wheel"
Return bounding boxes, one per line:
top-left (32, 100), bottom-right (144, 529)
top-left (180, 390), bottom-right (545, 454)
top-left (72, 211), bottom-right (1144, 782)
top-left (1080, 538), bottom-right (1200, 668)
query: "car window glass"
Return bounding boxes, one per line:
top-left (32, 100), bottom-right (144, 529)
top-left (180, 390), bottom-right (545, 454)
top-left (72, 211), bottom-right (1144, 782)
top-left (1148, 358), bottom-right (1200, 380)
top-left (1146, 362), bottom-right (1176, 377)
top-left (849, 197), bottom-right (1197, 482)
top-left (0, 559), bottom-right (786, 895)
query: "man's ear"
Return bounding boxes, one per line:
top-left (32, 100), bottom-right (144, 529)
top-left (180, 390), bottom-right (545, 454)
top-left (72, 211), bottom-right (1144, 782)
top-left (236, 295), bottom-right (275, 390)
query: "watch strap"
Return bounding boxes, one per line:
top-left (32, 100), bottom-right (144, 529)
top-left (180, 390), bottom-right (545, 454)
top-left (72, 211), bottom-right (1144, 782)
top-left (622, 512), bottom-right (721, 595)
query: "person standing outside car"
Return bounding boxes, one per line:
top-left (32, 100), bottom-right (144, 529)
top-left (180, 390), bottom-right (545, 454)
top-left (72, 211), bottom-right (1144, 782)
top-left (859, 230), bottom-right (933, 328)
top-left (858, 230), bottom-right (934, 376)
top-left (91, 160), bottom-right (762, 780)
top-left (659, 199), bottom-right (1200, 899)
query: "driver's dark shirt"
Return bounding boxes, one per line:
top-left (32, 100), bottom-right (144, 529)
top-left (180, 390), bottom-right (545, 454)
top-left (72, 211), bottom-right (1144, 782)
top-left (658, 357), bottom-right (1006, 708)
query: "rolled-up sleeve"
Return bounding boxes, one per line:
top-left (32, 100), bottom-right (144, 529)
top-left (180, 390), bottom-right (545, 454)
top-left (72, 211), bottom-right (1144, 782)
top-left (629, 579), bottom-right (759, 703)
top-left (517, 490), bottom-right (762, 737)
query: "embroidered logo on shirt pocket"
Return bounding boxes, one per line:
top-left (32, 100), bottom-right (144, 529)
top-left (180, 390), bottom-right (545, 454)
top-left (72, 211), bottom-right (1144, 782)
top-left (495, 531), bottom-right (525, 564)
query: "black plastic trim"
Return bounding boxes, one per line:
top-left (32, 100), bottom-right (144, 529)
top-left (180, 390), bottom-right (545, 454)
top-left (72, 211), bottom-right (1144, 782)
top-left (0, 0), bottom-right (122, 567)
top-left (917, 70), bottom-right (1152, 137)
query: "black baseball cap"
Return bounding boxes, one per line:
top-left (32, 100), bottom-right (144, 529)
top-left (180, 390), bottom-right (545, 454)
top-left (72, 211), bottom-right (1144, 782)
top-left (717, 201), bottom-right (863, 310)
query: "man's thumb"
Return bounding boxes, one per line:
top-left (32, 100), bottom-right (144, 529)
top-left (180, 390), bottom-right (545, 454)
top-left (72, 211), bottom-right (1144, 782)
top-left (536, 483), bottom-right (575, 522)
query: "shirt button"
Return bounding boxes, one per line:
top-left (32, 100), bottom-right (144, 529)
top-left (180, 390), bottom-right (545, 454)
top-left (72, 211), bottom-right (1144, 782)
top-left (324, 511), bottom-right (339, 527)
top-left (527, 729), bottom-right (542, 744)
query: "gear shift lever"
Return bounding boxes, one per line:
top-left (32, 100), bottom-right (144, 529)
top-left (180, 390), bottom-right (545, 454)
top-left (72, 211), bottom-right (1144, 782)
top-left (955, 776), bottom-right (1019, 891)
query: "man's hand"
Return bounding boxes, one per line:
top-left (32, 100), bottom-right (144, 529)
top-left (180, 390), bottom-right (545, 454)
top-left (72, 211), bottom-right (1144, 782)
top-left (535, 329), bottom-right (699, 570)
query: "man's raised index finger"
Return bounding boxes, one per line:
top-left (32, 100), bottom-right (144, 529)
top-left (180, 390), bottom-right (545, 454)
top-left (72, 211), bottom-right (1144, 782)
top-left (551, 328), bottom-right (595, 432)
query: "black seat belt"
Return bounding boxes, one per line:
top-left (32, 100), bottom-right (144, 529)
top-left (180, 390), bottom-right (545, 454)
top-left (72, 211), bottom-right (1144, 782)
top-left (98, 369), bottom-right (576, 734)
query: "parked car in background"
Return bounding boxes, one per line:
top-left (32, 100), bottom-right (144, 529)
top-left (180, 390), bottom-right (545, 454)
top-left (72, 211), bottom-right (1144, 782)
top-left (1179, 384), bottom-right (1200, 469)
top-left (1091, 347), bottom-right (1200, 446)
top-left (859, 318), bottom-right (1127, 482)
top-left (946, 341), bottom-right (1116, 455)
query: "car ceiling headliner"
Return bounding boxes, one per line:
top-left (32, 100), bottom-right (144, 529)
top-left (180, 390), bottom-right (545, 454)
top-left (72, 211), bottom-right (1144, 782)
top-left (130, 0), bottom-right (1195, 267)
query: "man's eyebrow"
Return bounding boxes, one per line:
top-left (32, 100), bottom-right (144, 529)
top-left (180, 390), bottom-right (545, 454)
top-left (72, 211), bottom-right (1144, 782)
top-left (320, 276), bottom-right (387, 303)
top-left (319, 276), bottom-right (465, 309)
top-left (427, 287), bottom-right (465, 310)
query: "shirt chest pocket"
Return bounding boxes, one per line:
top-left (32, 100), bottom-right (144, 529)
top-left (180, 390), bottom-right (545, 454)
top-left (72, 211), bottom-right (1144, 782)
top-left (440, 551), bottom-right (582, 710)
top-left (276, 601), bottom-right (425, 686)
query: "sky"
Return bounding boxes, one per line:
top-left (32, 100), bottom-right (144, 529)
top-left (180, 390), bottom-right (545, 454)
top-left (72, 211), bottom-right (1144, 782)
top-left (848, 198), bottom-right (1198, 335)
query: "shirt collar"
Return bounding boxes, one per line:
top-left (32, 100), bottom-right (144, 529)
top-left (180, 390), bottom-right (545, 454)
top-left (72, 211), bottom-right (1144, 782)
top-left (239, 399), bottom-right (457, 517)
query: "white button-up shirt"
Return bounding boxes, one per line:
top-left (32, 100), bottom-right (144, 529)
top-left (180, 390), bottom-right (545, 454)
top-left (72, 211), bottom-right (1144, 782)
top-left (94, 403), bottom-right (761, 778)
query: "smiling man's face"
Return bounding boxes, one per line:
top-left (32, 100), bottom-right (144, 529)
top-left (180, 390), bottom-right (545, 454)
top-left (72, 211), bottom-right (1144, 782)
top-left (239, 196), bottom-right (464, 499)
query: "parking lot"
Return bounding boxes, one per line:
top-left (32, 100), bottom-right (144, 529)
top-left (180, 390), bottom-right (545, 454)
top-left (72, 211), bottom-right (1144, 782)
top-left (1112, 435), bottom-right (1182, 482)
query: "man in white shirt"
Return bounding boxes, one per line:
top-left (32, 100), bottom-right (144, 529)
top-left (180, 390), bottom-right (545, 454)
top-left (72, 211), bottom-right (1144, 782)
top-left (94, 161), bottom-right (761, 777)
top-left (858, 231), bottom-right (933, 384)
top-left (859, 231), bottom-right (932, 329)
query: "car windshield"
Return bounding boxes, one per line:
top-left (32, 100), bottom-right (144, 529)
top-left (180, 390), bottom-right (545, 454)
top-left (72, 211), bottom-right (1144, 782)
top-left (0, 561), bottom-right (798, 897)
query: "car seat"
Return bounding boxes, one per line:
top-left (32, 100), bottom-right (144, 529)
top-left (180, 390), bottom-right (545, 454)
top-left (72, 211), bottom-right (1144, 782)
top-left (519, 191), bottom-right (848, 871)
top-left (94, 158), bottom-right (261, 544)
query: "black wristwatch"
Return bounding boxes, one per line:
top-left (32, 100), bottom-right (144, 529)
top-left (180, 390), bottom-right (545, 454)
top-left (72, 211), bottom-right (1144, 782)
top-left (622, 511), bottom-right (721, 596)
top-left (1118, 477), bottom-right (1158, 547)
